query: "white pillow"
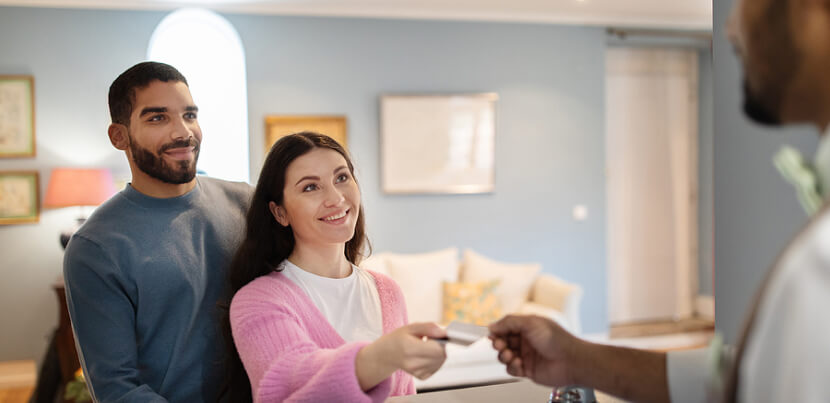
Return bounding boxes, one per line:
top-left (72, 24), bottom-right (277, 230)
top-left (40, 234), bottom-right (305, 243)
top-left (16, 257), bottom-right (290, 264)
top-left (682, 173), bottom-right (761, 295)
top-left (359, 252), bottom-right (390, 277)
top-left (461, 249), bottom-right (541, 313)
top-left (385, 248), bottom-right (460, 323)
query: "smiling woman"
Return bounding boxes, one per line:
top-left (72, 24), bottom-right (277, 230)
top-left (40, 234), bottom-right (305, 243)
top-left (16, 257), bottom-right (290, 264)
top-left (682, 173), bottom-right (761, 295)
top-left (147, 8), bottom-right (250, 183)
top-left (221, 132), bottom-right (448, 402)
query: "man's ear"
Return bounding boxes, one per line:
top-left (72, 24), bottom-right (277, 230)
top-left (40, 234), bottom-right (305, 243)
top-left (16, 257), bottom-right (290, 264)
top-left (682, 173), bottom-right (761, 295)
top-left (108, 124), bottom-right (129, 151)
top-left (269, 201), bottom-right (289, 227)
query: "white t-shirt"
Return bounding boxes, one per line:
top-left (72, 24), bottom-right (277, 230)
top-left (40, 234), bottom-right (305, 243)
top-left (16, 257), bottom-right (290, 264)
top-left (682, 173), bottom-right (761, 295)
top-left (667, 210), bottom-right (830, 403)
top-left (280, 260), bottom-right (383, 343)
top-left (738, 209), bottom-right (830, 403)
top-left (669, 130), bottom-right (830, 403)
top-left (667, 348), bottom-right (708, 403)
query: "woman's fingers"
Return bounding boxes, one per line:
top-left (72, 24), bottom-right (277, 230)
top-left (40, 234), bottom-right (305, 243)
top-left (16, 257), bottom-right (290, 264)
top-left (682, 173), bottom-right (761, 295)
top-left (418, 336), bottom-right (447, 357)
top-left (406, 322), bottom-right (447, 340)
top-left (398, 333), bottom-right (447, 379)
top-left (406, 355), bottom-right (445, 379)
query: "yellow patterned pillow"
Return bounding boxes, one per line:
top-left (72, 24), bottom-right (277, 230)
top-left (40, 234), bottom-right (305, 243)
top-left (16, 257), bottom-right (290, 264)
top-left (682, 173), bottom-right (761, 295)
top-left (441, 279), bottom-right (503, 326)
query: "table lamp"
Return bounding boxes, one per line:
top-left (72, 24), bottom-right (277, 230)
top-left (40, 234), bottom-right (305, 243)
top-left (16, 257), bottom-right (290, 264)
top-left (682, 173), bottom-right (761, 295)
top-left (44, 168), bottom-right (117, 248)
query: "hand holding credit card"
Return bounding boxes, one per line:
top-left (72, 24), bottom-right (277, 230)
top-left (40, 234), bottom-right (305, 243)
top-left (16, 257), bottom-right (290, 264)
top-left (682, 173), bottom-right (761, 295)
top-left (433, 321), bottom-right (489, 346)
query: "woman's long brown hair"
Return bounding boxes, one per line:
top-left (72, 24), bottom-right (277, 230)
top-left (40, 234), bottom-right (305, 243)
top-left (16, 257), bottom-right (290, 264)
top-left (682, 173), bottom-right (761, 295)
top-left (218, 132), bottom-right (368, 402)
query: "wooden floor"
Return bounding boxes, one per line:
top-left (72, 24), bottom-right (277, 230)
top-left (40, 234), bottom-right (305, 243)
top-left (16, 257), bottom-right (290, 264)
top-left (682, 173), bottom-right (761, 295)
top-left (0, 361), bottom-right (35, 403)
top-left (0, 387), bottom-right (33, 403)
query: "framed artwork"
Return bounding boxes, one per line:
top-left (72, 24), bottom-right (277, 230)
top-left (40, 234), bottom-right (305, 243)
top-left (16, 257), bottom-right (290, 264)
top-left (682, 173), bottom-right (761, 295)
top-left (0, 171), bottom-right (39, 224)
top-left (380, 93), bottom-right (497, 194)
top-left (0, 76), bottom-right (36, 158)
top-left (264, 115), bottom-right (347, 154)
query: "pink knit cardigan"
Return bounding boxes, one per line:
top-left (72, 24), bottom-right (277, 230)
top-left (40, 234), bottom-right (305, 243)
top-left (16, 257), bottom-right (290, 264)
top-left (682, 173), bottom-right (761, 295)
top-left (230, 269), bottom-right (415, 402)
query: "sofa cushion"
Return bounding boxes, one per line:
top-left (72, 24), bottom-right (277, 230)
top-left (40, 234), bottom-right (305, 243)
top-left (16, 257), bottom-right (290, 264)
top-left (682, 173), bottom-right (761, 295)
top-left (359, 252), bottom-right (390, 277)
top-left (529, 273), bottom-right (577, 312)
top-left (461, 249), bottom-right (541, 313)
top-left (441, 279), bottom-right (503, 326)
top-left (385, 247), bottom-right (459, 323)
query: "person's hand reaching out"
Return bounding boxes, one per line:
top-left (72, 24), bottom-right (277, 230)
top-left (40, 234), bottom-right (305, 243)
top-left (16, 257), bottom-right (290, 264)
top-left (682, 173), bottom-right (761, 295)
top-left (489, 314), bottom-right (580, 387)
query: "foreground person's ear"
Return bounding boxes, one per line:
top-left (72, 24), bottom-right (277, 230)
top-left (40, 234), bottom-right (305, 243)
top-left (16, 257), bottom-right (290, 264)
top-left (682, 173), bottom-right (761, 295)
top-left (269, 201), bottom-right (289, 227)
top-left (108, 124), bottom-right (129, 151)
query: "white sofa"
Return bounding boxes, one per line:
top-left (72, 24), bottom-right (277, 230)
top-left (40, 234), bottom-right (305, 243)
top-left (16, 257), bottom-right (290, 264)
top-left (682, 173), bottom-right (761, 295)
top-left (359, 247), bottom-right (583, 390)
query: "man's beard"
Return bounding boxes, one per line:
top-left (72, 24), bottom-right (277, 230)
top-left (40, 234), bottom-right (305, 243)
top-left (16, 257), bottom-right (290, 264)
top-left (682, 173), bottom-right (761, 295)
top-left (129, 137), bottom-right (200, 185)
top-left (742, 80), bottom-right (782, 126)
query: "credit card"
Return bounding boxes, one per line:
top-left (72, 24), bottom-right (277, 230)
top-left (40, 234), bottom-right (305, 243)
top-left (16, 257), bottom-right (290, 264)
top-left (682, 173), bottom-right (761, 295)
top-left (433, 321), bottom-right (489, 346)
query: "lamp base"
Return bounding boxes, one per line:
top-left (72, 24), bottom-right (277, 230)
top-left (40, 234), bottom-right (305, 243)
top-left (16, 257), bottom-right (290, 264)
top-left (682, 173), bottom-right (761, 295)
top-left (60, 217), bottom-right (87, 250)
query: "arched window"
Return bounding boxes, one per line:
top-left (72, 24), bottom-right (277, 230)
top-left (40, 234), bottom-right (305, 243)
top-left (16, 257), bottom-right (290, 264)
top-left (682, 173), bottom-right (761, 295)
top-left (147, 8), bottom-right (249, 183)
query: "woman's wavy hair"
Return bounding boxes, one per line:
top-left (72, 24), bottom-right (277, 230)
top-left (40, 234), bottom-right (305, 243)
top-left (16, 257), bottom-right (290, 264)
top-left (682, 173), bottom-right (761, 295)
top-left (218, 131), bottom-right (369, 402)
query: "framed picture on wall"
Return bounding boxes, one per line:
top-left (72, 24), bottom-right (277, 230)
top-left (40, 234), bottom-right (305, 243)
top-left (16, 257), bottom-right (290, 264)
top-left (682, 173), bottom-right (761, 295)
top-left (0, 76), bottom-right (36, 158)
top-left (264, 115), bottom-right (347, 154)
top-left (0, 171), bottom-right (39, 224)
top-left (380, 93), bottom-right (497, 194)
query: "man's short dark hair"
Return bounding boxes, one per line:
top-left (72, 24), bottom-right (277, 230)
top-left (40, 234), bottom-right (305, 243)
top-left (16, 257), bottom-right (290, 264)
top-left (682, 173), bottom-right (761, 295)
top-left (108, 62), bottom-right (188, 126)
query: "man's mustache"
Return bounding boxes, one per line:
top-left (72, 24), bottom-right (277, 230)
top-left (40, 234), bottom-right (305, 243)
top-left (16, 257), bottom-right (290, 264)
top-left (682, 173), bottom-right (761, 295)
top-left (159, 138), bottom-right (200, 153)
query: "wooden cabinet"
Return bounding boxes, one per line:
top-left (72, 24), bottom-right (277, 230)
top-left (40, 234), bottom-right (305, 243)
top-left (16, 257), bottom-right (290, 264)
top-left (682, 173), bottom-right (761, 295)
top-left (52, 281), bottom-right (80, 388)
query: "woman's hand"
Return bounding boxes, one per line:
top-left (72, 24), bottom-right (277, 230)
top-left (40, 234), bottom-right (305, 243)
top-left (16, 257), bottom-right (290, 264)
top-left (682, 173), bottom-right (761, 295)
top-left (380, 322), bottom-right (447, 379)
top-left (355, 322), bottom-right (447, 390)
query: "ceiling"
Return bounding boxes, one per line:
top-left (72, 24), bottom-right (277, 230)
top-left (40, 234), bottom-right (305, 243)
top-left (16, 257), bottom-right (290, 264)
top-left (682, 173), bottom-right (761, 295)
top-left (0, 0), bottom-right (712, 30)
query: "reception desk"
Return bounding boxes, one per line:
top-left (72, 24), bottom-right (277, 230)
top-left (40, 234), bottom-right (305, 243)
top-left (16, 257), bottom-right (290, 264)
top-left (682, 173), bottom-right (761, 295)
top-left (387, 380), bottom-right (627, 402)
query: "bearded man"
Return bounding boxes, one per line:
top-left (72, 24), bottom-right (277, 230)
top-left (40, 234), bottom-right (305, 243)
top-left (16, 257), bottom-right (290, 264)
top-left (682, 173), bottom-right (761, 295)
top-left (64, 62), bottom-right (252, 402)
top-left (490, 0), bottom-right (830, 401)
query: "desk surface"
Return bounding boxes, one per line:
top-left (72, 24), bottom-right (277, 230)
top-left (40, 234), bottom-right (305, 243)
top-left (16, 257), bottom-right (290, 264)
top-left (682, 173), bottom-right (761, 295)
top-left (387, 380), bottom-right (627, 402)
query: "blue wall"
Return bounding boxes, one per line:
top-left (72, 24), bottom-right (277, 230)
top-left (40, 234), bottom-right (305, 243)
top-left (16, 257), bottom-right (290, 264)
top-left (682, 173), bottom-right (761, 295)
top-left (713, 0), bottom-right (818, 342)
top-left (233, 14), bottom-right (609, 329)
top-left (0, 6), bottom-right (608, 362)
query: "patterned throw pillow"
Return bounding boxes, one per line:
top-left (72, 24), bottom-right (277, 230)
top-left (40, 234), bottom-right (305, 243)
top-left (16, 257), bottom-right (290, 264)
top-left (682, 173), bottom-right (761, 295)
top-left (441, 279), bottom-right (503, 326)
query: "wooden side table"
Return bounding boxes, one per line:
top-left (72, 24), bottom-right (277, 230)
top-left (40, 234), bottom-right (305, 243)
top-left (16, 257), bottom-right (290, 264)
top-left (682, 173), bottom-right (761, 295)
top-left (52, 280), bottom-right (80, 388)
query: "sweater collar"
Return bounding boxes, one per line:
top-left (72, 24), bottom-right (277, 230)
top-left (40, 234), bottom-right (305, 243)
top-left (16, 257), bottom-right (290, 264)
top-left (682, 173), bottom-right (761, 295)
top-left (121, 177), bottom-right (202, 209)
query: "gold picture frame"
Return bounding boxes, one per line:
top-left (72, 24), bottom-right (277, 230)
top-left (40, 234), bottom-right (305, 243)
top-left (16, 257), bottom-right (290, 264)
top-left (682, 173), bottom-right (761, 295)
top-left (0, 76), bottom-right (36, 158)
top-left (0, 171), bottom-right (39, 224)
top-left (264, 115), bottom-right (347, 154)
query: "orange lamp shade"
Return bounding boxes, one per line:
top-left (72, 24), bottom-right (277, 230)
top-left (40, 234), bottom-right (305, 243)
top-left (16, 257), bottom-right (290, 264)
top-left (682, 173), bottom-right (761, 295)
top-left (44, 168), bottom-right (117, 208)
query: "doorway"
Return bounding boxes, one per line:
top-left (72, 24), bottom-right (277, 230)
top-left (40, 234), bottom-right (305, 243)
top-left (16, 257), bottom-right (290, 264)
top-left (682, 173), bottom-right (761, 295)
top-left (605, 47), bottom-right (700, 326)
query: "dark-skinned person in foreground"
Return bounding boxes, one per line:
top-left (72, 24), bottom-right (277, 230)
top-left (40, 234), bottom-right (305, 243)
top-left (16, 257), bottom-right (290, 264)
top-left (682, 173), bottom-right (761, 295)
top-left (491, 0), bottom-right (830, 401)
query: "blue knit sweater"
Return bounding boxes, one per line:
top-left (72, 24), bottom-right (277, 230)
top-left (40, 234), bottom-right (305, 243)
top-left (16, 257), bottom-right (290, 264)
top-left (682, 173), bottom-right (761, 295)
top-left (64, 177), bottom-right (251, 402)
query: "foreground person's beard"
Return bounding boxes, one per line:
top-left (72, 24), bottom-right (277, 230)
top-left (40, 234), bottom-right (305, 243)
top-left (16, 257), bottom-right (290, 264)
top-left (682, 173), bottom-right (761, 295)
top-left (742, 80), bottom-right (782, 126)
top-left (130, 137), bottom-right (200, 184)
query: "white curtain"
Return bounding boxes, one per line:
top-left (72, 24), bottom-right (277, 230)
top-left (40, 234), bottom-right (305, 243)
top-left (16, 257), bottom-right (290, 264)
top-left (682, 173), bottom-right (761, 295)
top-left (606, 48), bottom-right (699, 324)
